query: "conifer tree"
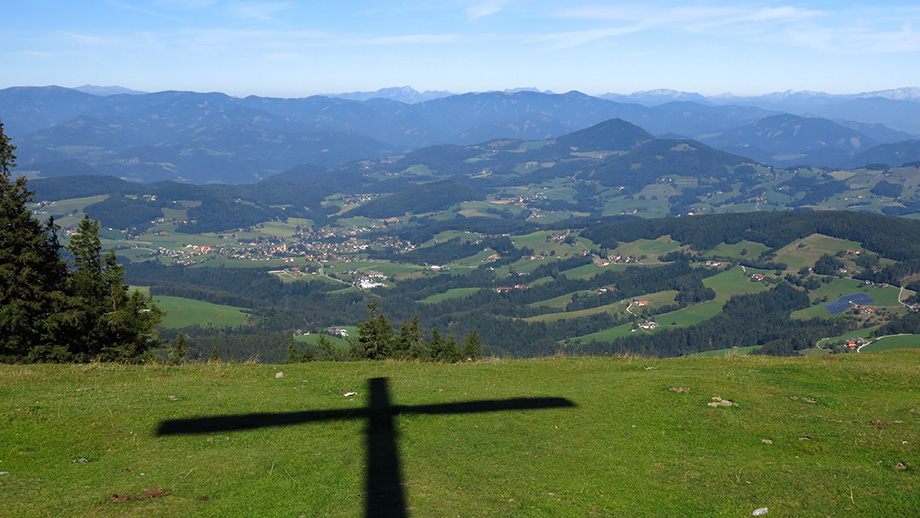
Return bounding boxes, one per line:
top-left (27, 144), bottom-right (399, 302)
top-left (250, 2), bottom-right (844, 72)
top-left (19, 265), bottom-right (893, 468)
top-left (0, 120), bottom-right (70, 361)
top-left (462, 328), bottom-right (483, 360)
top-left (168, 334), bottom-right (189, 365)
top-left (285, 338), bottom-right (301, 364)
top-left (349, 299), bottom-right (394, 360)
top-left (66, 214), bottom-right (163, 362)
top-left (395, 315), bottom-right (424, 360)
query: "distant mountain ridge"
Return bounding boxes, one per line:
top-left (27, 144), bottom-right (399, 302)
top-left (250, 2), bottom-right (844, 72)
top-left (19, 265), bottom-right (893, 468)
top-left (3, 85), bottom-right (920, 184)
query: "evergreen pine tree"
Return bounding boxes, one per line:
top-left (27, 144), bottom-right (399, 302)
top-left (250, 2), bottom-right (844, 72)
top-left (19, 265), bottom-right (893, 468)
top-left (285, 337), bottom-right (301, 364)
top-left (66, 214), bottom-right (164, 362)
top-left (0, 120), bottom-right (70, 362)
top-left (349, 299), bottom-right (394, 360)
top-left (462, 328), bottom-right (483, 360)
top-left (395, 315), bottom-right (424, 360)
top-left (168, 334), bottom-right (189, 365)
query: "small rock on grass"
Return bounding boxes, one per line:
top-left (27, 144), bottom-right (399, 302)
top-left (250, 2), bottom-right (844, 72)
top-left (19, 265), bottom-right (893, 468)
top-left (752, 508), bottom-right (768, 516)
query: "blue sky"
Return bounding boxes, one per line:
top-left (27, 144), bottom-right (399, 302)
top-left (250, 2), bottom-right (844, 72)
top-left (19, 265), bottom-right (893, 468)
top-left (5, 0), bottom-right (920, 97)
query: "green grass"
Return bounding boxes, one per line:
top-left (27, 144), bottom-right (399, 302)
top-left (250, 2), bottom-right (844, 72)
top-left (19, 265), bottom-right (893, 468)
top-left (150, 296), bottom-right (249, 329)
top-left (37, 194), bottom-right (109, 216)
top-left (862, 334), bottom-right (920, 352)
top-left (702, 240), bottom-right (770, 260)
top-left (417, 288), bottom-right (481, 304)
top-left (773, 234), bottom-right (863, 271)
top-left (611, 236), bottom-right (685, 260)
top-left (691, 345), bottom-right (761, 357)
top-left (2, 352), bottom-right (918, 517)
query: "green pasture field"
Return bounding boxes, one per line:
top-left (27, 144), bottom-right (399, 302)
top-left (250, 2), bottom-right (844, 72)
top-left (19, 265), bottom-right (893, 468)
top-left (37, 194), bottom-right (109, 217)
top-left (293, 329), bottom-right (356, 349)
top-left (555, 262), bottom-right (629, 281)
top-left (524, 300), bottom-right (628, 324)
top-left (528, 290), bottom-right (596, 310)
top-left (861, 334), bottom-right (920, 352)
top-left (773, 234), bottom-right (863, 271)
top-left (526, 291), bottom-right (678, 324)
top-left (131, 232), bottom-right (228, 250)
top-left (4, 352), bottom-right (917, 517)
top-left (148, 295), bottom-right (248, 329)
top-left (511, 231), bottom-right (589, 258)
top-left (419, 230), bottom-right (481, 248)
top-left (611, 236), bottom-right (685, 261)
top-left (417, 288), bottom-right (481, 304)
top-left (702, 240), bottom-right (771, 260)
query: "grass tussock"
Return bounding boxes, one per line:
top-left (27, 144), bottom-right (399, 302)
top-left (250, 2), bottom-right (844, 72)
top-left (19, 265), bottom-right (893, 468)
top-left (1, 351), bottom-right (918, 517)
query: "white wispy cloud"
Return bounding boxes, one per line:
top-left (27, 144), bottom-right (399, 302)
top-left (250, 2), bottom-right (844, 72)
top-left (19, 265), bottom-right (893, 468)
top-left (467, 2), bottom-right (505, 21)
top-left (544, 3), bottom-right (919, 54)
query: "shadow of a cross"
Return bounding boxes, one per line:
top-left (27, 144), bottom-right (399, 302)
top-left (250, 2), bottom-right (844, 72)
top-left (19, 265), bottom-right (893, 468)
top-left (157, 377), bottom-right (576, 517)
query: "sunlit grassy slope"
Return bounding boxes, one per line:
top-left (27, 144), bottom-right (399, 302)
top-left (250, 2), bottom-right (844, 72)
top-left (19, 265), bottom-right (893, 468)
top-left (2, 351), bottom-right (918, 517)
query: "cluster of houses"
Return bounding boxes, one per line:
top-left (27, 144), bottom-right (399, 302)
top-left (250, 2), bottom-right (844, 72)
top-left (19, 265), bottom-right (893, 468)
top-left (355, 270), bottom-right (387, 290)
top-left (496, 284), bottom-right (529, 293)
top-left (595, 254), bottom-right (641, 267)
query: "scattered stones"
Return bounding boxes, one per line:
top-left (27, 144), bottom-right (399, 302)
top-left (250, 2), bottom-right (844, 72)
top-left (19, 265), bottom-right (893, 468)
top-left (167, 395), bottom-right (179, 401)
top-left (275, 371), bottom-right (284, 379)
top-left (708, 397), bottom-right (737, 407)
top-left (751, 507), bottom-right (769, 516)
top-left (109, 488), bottom-right (171, 503)
top-left (799, 434), bottom-right (814, 440)
top-left (197, 495), bottom-right (209, 501)
top-left (0, 472), bottom-right (9, 475)
top-left (343, 392), bottom-right (358, 397)
top-left (72, 458), bottom-right (89, 463)
top-left (669, 387), bottom-right (691, 393)
top-left (762, 439), bottom-right (773, 445)
top-left (75, 387), bottom-right (91, 392)
top-left (894, 462), bottom-right (913, 470)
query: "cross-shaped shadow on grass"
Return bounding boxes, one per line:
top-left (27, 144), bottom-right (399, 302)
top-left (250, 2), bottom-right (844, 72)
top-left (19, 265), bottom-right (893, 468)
top-left (157, 377), bottom-right (575, 518)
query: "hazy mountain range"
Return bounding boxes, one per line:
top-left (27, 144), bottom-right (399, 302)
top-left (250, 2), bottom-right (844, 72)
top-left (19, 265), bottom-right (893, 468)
top-left (2, 85), bottom-right (919, 184)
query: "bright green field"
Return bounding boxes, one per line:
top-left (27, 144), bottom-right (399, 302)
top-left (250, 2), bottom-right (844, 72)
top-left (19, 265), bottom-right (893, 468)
top-left (773, 234), bottom-right (863, 271)
top-left (862, 334), bottom-right (920, 352)
top-left (150, 296), bottom-right (249, 329)
top-left (611, 236), bottom-right (685, 261)
top-left (702, 240), bottom-right (771, 260)
top-left (417, 288), bottom-right (481, 304)
top-left (2, 352), bottom-right (918, 517)
top-left (45, 194), bottom-right (110, 215)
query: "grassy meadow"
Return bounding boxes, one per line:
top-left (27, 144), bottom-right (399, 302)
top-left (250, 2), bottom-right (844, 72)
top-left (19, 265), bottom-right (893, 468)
top-left (2, 352), bottom-right (918, 517)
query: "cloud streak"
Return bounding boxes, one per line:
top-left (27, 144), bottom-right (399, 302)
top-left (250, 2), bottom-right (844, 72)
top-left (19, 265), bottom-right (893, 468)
top-left (543, 4), bottom-right (919, 53)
